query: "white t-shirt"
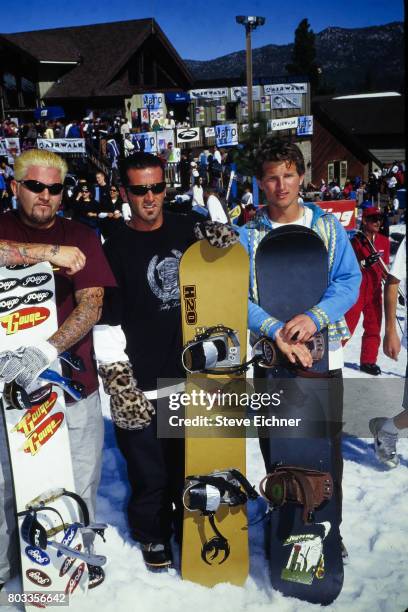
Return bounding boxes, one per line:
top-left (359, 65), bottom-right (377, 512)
top-left (389, 237), bottom-right (406, 349)
top-left (270, 207), bottom-right (343, 370)
top-left (207, 194), bottom-right (228, 224)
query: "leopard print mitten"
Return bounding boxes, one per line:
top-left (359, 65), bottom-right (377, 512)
top-left (194, 220), bottom-right (239, 248)
top-left (98, 361), bottom-right (155, 430)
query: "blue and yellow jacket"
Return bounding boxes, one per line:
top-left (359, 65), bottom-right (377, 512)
top-left (238, 203), bottom-right (362, 346)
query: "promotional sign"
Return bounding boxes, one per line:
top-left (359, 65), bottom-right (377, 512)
top-left (36, 139), bottom-right (86, 153)
top-left (0, 137), bottom-right (21, 161)
top-left (195, 106), bottom-right (205, 122)
top-left (156, 129), bottom-right (175, 153)
top-left (319, 200), bottom-right (356, 230)
top-left (131, 131), bottom-right (158, 153)
top-left (165, 92), bottom-right (190, 103)
top-left (241, 123), bottom-right (260, 133)
top-left (230, 85), bottom-right (261, 102)
top-left (271, 93), bottom-right (302, 109)
top-left (177, 127), bottom-right (200, 144)
top-left (264, 83), bottom-right (308, 95)
top-left (204, 126), bottom-right (215, 138)
top-left (260, 95), bottom-right (271, 112)
top-left (240, 100), bottom-right (248, 117)
top-left (215, 123), bottom-right (238, 147)
top-left (216, 105), bottom-right (226, 121)
top-left (269, 117), bottom-right (298, 131)
top-left (142, 93), bottom-right (164, 108)
top-left (297, 115), bottom-right (313, 136)
top-left (140, 108), bottom-right (149, 124)
top-left (188, 88), bottom-right (228, 100)
top-left (150, 108), bottom-right (165, 128)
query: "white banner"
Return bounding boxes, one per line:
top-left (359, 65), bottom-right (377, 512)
top-left (260, 95), bottom-right (271, 112)
top-left (37, 138), bottom-right (86, 153)
top-left (216, 105), bottom-right (226, 121)
top-left (204, 126), bottom-right (215, 138)
top-left (142, 93), bottom-right (164, 108)
top-left (0, 137), bottom-right (21, 161)
top-left (230, 85), bottom-right (261, 102)
top-left (131, 132), bottom-right (158, 153)
top-left (271, 93), bottom-right (302, 109)
top-left (269, 117), bottom-right (299, 132)
top-left (149, 108), bottom-right (165, 128)
top-left (156, 129), bottom-right (175, 153)
top-left (215, 123), bottom-right (238, 147)
top-left (188, 88), bottom-right (228, 100)
top-left (177, 127), bottom-right (200, 144)
top-left (264, 82), bottom-right (308, 95)
top-left (195, 106), bottom-right (205, 122)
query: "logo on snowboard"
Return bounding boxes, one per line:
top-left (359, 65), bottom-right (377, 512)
top-left (25, 546), bottom-right (50, 566)
top-left (0, 306), bottom-right (50, 335)
top-left (12, 392), bottom-right (58, 436)
top-left (182, 285), bottom-right (197, 325)
top-left (281, 521), bottom-right (331, 585)
top-left (21, 412), bottom-right (64, 455)
top-left (59, 544), bottom-right (82, 577)
top-left (25, 568), bottom-right (52, 587)
top-left (65, 562), bottom-right (86, 595)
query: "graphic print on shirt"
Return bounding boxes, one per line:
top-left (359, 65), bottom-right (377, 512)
top-left (147, 249), bottom-right (182, 310)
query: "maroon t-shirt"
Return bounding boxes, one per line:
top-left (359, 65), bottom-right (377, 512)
top-left (0, 211), bottom-right (116, 398)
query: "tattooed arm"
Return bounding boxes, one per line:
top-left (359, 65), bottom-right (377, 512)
top-left (0, 240), bottom-right (86, 275)
top-left (48, 286), bottom-right (104, 354)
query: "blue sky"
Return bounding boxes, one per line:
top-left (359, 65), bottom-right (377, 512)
top-left (2, 0), bottom-right (403, 60)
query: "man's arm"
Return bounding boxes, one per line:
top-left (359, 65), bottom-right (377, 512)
top-left (383, 275), bottom-right (401, 360)
top-left (48, 286), bottom-right (104, 354)
top-left (0, 239), bottom-right (86, 274)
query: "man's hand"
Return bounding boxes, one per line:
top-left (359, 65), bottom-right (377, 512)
top-left (280, 314), bottom-right (318, 344)
top-left (48, 245), bottom-right (86, 275)
top-left (383, 329), bottom-right (401, 360)
top-left (275, 329), bottom-right (313, 368)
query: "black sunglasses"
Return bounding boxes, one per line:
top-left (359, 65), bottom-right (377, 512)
top-left (18, 180), bottom-right (64, 195)
top-left (127, 182), bottom-right (166, 196)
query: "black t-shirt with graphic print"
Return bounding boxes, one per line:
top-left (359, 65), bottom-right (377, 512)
top-left (102, 213), bottom-right (197, 390)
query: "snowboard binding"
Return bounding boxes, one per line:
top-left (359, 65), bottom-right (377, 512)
top-left (183, 469), bottom-right (258, 565)
top-left (252, 333), bottom-right (325, 369)
top-left (259, 465), bottom-right (333, 524)
top-left (182, 325), bottom-right (242, 374)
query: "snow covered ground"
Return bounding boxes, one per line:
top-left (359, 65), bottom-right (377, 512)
top-left (3, 226), bottom-right (407, 612)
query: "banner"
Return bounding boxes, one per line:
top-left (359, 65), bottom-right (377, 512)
top-left (319, 200), bottom-right (356, 230)
top-left (215, 123), bottom-right (238, 147)
top-left (204, 126), bottom-right (215, 138)
top-left (165, 92), bottom-right (190, 103)
top-left (142, 93), bottom-right (164, 108)
top-left (240, 100), bottom-right (248, 117)
top-left (140, 108), bottom-right (149, 124)
top-left (216, 105), bottom-right (226, 121)
top-left (149, 108), bottom-right (165, 128)
top-left (271, 93), bottom-right (302, 109)
top-left (0, 137), bottom-right (20, 161)
top-left (297, 115), bottom-right (313, 136)
top-left (195, 106), bottom-right (205, 122)
top-left (269, 117), bottom-right (298, 131)
top-left (156, 130), bottom-right (175, 153)
top-left (264, 83), bottom-right (308, 95)
top-left (230, 85), bottom-right (261, 102)
top-left (188, 88), bottom-right (228, 100)
top-left (176, 127), bottom-right (200, 144)
top-left (260, 95), bottom-right (271, 112)
top-left (36, 138), bottom-right (85, 153)
top-left (131, 132), bottom-right (158, 153)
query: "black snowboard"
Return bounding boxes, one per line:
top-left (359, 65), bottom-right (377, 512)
top-left (255, 225), bottom-right (344, 605)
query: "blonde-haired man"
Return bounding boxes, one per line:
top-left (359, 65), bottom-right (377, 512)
top-left (0, 149), bottom-right (116, 590)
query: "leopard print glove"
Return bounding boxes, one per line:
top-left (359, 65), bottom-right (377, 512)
top-left (98, 361), bottom-right (155, 430)
top-left (194, 221), bottom-right (239, 248)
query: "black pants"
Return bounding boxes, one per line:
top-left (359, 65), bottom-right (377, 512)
top-left (256, 366), bottom-right (344, 525)
top-left (114, 405), bottom-right (185, 544)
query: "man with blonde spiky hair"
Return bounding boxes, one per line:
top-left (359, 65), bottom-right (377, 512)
top-left (0, 148), bottom-right (116, 590)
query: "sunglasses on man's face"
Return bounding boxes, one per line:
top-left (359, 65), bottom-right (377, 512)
top-left (126, 182), bottom-right (166, 196)
top-left (18, 180), bottom-right (64, 196)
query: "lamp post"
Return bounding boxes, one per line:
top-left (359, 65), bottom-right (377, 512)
top-left (235, 16), bottom-right (265, 124)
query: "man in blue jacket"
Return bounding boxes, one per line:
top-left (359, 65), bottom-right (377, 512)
top-left (239, 138), bottom-right (361, 559)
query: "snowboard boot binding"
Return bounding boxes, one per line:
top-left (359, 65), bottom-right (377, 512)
top-left (140, 542), bottom-right (173, 573)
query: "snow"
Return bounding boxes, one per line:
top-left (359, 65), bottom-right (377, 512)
top-left (3, 226), bottom-right (407, 612)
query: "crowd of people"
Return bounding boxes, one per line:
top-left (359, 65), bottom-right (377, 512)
top-left (0, 136), bottom-right (406, 595)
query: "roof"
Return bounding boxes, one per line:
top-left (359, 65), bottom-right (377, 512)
top-left (1, 19), bottom-right (193, 98)
top-left (312, 94), bottom-right (404, 136)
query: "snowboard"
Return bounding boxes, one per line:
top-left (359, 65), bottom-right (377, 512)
top-left (254, 225), bottom-right (344, 605)
top-left (0, 262), bottom-right (96, 608)
top-left (179, 240), bottom-right (250, 587)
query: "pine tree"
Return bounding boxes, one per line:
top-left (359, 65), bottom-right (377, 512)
top-left (286, 18), bottom-right (320, 94)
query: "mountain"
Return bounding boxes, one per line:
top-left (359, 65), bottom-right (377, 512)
top-left (184, 22), bottom-right (404, 94)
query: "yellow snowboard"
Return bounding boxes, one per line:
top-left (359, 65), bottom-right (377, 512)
top-left (179, 240), bottom-right (249, 587)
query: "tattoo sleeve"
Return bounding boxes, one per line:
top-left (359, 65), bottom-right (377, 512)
top-left (48, 286), bottom-right (104, 354)
top-left (0, 240), bottom-right (56, 267)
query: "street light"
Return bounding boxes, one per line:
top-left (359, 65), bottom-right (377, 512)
top-left (236, 16), bottom-right (266, 123)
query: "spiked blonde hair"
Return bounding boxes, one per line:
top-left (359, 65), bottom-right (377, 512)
top-left (14, 149), bottom-right (68, 182)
